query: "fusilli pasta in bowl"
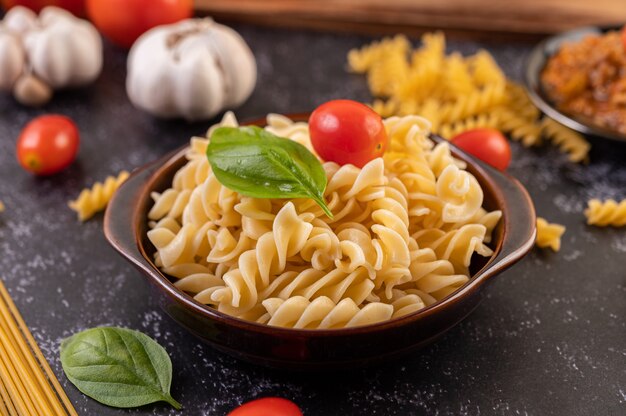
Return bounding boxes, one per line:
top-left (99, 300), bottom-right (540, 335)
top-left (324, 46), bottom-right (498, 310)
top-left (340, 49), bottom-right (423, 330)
top-left (104, 113), bottom-right (536, 369)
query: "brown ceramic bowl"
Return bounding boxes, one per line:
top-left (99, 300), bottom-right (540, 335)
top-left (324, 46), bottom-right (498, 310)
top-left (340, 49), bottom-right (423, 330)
top-left (104, 115), bottom-right (536, 370)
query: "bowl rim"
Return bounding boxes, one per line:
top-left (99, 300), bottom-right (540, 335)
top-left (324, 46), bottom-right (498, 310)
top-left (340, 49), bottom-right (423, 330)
top-left (105, 114), bottom-right (536, 337)
top-left (524, 24), bottom-right (626, 143)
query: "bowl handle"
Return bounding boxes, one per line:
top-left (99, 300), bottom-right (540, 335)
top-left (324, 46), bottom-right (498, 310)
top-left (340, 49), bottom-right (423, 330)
top-left (476, 169), bottom-right (537, 282)
top-left (103, 159), bottom-right (164, 274)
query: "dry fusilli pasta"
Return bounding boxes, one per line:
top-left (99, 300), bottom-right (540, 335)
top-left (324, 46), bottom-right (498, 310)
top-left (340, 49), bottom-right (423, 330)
top-left (147, 113), bottom-right (501, 329)
top-left (584, 199), bottom-right (626, 227)
top-left (69, 171), bottom-right (130, 221)
top-left (535, 217), bottom-right (566, 251)
top-left (348, 33), bottom-right (591, 163)
top-left (540, 118), bottom-right (590, 163)
top-left (259, 296), bottom-right (393, 329)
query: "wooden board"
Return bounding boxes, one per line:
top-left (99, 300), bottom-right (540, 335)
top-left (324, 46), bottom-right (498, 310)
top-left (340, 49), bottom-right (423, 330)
top-left (195, 0), bottom-right (626, 37)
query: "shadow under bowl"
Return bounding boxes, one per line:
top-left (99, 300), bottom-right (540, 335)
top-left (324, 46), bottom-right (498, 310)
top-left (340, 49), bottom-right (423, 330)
top-left (104, 115), bottom-right (536, 370)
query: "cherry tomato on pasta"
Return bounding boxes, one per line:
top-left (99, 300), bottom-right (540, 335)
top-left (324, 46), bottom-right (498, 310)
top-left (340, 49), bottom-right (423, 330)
top-left (1, 0), bottom-right (84, 16)
top-left (16, 115), bottom-right (79, 175)
top-left (451, 128), bottom-right (511, 171)
top-left (86, 0), bottom-right (193, 48)
top-left (227, 397), bottom-right (303, 416)
top-left (309, 99), bottom-right (388, 168)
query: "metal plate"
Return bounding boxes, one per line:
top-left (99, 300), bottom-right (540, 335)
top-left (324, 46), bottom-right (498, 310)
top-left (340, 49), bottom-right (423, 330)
top-left (524, 25), bottom-right (626, 142)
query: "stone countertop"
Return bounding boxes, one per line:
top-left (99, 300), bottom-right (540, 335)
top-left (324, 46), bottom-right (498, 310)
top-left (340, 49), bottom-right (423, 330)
top-left (0, 25), bottom-right (624, 416)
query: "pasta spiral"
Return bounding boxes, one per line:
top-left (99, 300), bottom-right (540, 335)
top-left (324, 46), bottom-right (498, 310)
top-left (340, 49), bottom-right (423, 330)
top-left (541, 118), bottom-right (590, 163)
top-left (69, 171), bottom-right (130, 221)
top-left (259, 296), bottom-right (393, 329)
top-left (535, 217), bottom-right (566, 251)
top-left (584, 199), bottom-right (626, 227)
top-left (147, 113), bottom-right (500, 329)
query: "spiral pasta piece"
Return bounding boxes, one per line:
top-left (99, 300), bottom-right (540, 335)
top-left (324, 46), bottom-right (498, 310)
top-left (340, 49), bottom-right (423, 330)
top-left (535, 217), bottom-right (566, 251)
top-left (584, 199), bottom-right (626, 227)
top-left (438, 113), bottom-right (500, 140)
top-left (260, 296), bottom-right (394, 329)
top-left (69, 171), bottom-right (130, 221)
top-left (259, 266), bottom-right (375, 306)
top-left (436, 164), bottom-right (483, 223)
top-left (541, 118), bottom-right (590, 163)
top-left (413, 224), bottom-right (491, 275)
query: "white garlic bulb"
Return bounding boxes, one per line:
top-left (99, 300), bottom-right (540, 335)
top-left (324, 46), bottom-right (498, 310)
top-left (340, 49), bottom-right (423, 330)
top-left (22, 7), bottom-right (103, 88)
top-left (0, 6), bottom-right (103, 105)
top-left (127, 18), bottom-right (257, 121)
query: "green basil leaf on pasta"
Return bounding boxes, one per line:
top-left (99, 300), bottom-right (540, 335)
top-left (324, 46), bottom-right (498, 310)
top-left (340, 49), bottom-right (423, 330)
top-left (206, 126), bottom-right (333, 218)
top-left (59, 327), bottom-right (181, 409)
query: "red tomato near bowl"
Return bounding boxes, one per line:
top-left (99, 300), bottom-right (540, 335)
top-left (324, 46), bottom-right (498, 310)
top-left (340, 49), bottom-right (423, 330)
top-left (309, 99), bottom-right (388, 168)
top-left (1, 0), bottom-right (84, 15)
top-left (86, 0), bottom-right (193, 49)
top-left (16, 115), bottom-right (79, 175)
top-left (451, 128), bottom-right (511, 171)
top-left (228, 398), bottom-right (303, 416)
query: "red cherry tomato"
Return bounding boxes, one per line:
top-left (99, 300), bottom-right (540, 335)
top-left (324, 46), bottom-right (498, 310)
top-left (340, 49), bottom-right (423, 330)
top-left (228, 398), bottom-right (303, 416)
top-left (309, 99), bottom-right (388, 168)
top-left (16, 115), bottom-right (79, 176)
top-left (451, 128), bottom-right (511, 171)
top-left (86, 0), bottom-right (193, 49)
top-left (1, 0), bottom-right (84, 16)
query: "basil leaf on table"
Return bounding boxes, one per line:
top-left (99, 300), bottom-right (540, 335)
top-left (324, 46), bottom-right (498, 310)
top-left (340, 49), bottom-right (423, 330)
top-left (206, 126), bottom-right (334, 218)
top-left (59, 327), bottom-right (181, 409)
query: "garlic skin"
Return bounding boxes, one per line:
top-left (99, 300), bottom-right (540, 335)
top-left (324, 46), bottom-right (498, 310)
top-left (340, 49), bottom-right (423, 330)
top-left (127, 18), bottom-right (257, 121)
top-left (0, 29), bottom-right (24, 91)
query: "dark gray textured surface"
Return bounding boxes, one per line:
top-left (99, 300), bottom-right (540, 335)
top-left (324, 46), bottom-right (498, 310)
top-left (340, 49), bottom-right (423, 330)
top-left (0, 26), bottom-right (624, 416)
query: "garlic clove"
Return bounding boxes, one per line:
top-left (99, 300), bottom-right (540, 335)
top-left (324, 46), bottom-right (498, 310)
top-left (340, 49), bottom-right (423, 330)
top-left (38, 6), bottom-right (80, 25)
top-left (25, 30), bottom-right (73, 88)
top-left (209, 25), bottom-right (257, 108)
top-left (174, 49), bottom-right (226, 121)
top-left (126, 31), bottom-right (177, 118)
top-left (13, 74), bottom-right (53, 107)
top-left (0, 29), bottom-right (25, 91)
top-left (18, 6), bottom-right (103, 88)
top-left (3, 6), bottom-right (38, 35)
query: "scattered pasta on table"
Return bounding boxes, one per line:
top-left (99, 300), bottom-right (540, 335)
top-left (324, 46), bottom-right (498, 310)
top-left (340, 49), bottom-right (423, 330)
top-left (540, 118), bottom-right (590, 163)
top-left (347, 33), bottom-right (591, 163)
top-left (69, 171), bottom-right (130, 221)
top-left (535, 217), bottom-right (566, 252)
top-left (584, 199), bottom-right (626, 227)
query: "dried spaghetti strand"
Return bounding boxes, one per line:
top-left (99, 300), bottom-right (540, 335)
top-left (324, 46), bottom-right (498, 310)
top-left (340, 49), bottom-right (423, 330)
top-left (0, 337), bottom-right (35, 416)
top-left (0, 301), bottom-right (63, 415)
top-left (0, 280), bottom-right (78, 416)
top-left (0, 375), bottom-right (17, 416)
